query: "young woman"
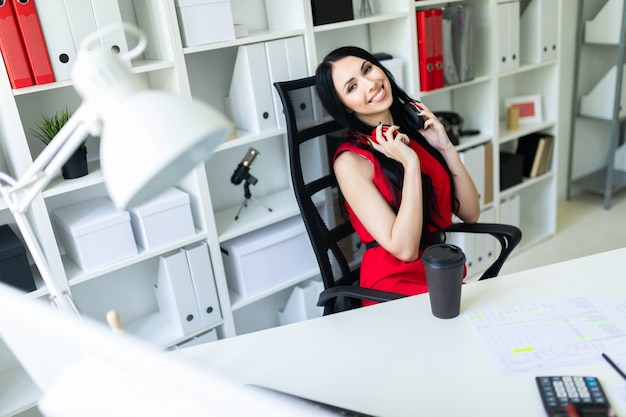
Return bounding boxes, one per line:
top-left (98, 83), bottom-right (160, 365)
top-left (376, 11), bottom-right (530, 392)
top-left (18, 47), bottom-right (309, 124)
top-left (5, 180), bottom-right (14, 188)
top-left (315, 46), bottom-right (480, 305)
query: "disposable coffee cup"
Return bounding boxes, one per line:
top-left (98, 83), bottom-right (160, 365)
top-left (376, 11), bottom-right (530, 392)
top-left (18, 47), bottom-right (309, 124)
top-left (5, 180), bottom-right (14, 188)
top-left (423, 244), bottom-right (466, 319)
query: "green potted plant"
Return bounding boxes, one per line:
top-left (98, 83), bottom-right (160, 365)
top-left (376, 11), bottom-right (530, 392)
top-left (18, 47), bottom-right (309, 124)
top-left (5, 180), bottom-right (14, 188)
top-left (31, 107), bottom-right (88, 179)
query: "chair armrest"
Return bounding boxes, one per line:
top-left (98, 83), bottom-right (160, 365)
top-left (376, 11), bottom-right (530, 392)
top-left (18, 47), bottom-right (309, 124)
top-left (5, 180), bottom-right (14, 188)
top-left (444, 222), bottom-right (522, 280)
top-left (317, 286), bottom-right (406, 309)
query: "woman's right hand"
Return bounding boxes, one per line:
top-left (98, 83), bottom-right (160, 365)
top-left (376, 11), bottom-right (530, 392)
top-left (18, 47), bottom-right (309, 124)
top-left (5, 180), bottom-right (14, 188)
top-left (369, 124), bottom-right (419, 169)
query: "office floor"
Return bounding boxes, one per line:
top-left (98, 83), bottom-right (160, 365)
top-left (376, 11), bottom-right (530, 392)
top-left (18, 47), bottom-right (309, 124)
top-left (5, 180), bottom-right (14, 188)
top-left (499, 191), bottom-right (626, 275)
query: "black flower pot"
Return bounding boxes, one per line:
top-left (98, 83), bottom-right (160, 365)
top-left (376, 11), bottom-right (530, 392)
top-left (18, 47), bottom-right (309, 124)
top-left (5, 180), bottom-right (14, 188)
top-left (62, 147), bottom-right (88, 179)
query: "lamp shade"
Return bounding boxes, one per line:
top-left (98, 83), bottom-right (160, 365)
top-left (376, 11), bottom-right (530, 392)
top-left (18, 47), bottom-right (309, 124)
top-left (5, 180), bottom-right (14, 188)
top-left (100, 91), bottom-right (231, 209)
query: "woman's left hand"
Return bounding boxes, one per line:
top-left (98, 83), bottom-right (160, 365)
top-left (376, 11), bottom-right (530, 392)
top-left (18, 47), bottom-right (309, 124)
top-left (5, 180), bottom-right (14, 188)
top-left (414, 102), bottom-right (455, 154)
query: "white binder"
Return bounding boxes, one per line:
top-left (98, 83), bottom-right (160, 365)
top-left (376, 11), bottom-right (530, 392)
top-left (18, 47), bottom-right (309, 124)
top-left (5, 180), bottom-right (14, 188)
top-left (90, 0), bottom-right (129, 57)
top-left (475, 207), bottom-right (496, 273)
top-left (184, 241), bottom-right (222, 328)
top-left (154, 250), bottom-right (203, 337)
top-left (497, 1), bottom-right (519, 72)
top-left (228, 42), bottom-right (277, 133)
top-left (520, 0), bottom-right (556, 63)
top-left (446, 223), bottom-right (477, 278)
top-left (36, 0), bottom-right (78, 81)
top-left (500, 195), bottom-right (521, 229)
top-left (265, 36), bottom-right (309, 128)
top-left (459, 145), bottom-right (485, 206)
top-left (62, 0), bottom-right (97, 50)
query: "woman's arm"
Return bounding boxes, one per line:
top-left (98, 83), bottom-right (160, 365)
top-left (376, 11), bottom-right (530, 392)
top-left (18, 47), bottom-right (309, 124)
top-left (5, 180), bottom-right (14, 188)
top-left (413, 103), bottom-right (480, 223)
top-left (334, 125), bottom-right (425, 262)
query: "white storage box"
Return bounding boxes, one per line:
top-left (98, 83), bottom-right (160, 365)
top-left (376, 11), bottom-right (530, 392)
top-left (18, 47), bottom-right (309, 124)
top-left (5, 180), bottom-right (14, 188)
top-left (175, 0), bottom-right (236, 47)
top-left (128, 187), bottom-right (196, 251)
top-left (380, 58), bottom-right (404, 88)
top-left (221, 216), bottom-right (317, 297)
top-left (52, 197), bottom-right (137, 271)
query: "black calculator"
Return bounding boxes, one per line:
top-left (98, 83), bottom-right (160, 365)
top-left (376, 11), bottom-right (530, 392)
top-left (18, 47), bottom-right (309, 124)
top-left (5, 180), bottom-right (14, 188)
top-left (536, 376), bottom-right (612, 417)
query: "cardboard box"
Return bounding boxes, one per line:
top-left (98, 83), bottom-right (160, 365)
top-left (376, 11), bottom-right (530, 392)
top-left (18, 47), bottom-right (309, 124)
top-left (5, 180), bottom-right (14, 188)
top-left (0, 225), bottom-right (35, 292)
top-left (175, 0), bottom-right (236, 47)
top-left (380, 58), bottom-right (404, 88)
top-left (128, 187), bottom-right (195, 251)
top-left (221, 216), bottom-right (317, 297)
top-left (52, 197), bottom-right (137, 271)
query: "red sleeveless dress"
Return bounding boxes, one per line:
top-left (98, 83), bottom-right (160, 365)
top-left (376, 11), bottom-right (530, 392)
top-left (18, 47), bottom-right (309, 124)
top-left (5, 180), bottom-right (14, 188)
top-left (334, 138), bottom-right (454, 306)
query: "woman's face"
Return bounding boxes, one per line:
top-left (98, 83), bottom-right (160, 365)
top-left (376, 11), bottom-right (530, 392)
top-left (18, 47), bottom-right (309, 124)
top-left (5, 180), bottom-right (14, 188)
top-left (331, 55), bottom-right (394, 126)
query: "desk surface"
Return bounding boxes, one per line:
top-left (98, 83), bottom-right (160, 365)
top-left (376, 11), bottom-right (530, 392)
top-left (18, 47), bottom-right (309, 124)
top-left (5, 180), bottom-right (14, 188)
top-left (174, 248), bottom-right (626, 417)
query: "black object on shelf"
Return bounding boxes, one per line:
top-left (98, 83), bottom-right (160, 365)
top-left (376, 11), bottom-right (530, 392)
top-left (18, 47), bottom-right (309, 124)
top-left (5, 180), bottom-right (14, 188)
top-left (0, 225), bottom-right (36, 292)
top-left (311, 0), bottom-right (353, 25)
top-left (499, 152), bottom-right (524, 191)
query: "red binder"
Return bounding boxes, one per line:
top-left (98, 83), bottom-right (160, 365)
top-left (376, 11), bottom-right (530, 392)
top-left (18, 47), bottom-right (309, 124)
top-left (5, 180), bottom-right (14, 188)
top-left (431, 8), bottom-right (444, 89)
top-left (416, 9), bottom-right (436, 92)
top-left (11, 0), bottom-right (54, 85)
top-left (415, 10), bottom-right (434, 91)
top-left (0, 0), bottom-right (33, 88)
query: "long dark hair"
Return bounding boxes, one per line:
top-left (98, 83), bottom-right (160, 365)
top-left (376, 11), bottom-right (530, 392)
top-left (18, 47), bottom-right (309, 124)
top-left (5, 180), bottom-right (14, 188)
top-left (315, 46), bottom-right (458, 248)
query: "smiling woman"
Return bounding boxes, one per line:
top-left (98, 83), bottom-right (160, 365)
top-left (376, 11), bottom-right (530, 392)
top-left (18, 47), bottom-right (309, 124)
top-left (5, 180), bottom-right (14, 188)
top-left (314, 46), bottom-right (480, 305)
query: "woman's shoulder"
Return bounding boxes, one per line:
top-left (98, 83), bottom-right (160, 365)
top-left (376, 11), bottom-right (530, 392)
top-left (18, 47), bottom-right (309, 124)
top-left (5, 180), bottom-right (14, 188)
top-left (334, 137), bottom-right (373, 159)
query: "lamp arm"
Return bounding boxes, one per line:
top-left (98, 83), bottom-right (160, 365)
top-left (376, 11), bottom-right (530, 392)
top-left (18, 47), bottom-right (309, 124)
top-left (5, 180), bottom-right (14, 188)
top-left (14, 105), bottom-right (96, 213)
top-left (10, 209), bottom-right (79, 314)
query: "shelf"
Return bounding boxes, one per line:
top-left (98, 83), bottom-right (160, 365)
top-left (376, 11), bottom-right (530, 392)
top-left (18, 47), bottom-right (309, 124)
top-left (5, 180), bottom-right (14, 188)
top-left (313, 12), bottom-right (409, 33)
top-left (65, 230), bottom-right (209, 286)
top-left (12, 59), bottom-right (176, 97)
top-left (42, 160), bottom-right (104, 198)
top-left (456, 132), bottom-right (493, 152)
top-left (415, 0), bottom-right (469, 7)
top-left (124, 311), bottom-right (223, 349)
top-left (499, 120), bottom-right (556, 144)
top-left (500, 171), bottom-right (554, 199)
top-left (230, 267), bottom-right (320, 311)
top-left (182, 29), bottom-right (306, 54)
top-left (215, 188), bottom-right (300, 242)
top-left (0, 366), bottom-right (40, 417)
top-left (418, 74), bottom-right (492, 98)
top-left (497, 60), bottom-right (558, 79)
top-left (214, 128), bottom-right (286, 152)
top-left (571, 168), bottom-right (626, 195)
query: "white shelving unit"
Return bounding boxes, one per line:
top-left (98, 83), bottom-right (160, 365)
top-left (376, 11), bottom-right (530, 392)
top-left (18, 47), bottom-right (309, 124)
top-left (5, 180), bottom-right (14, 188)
top-left (567, 0), bottom-right (626, 209)
top-left (0, 0), bottom-right (562, 415)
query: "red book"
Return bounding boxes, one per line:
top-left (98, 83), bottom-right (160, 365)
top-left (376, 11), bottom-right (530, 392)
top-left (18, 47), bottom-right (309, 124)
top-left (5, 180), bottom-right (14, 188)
top-left (431, 8), bottom-right (444, 89)
top-left (11, 0), bottom-right (54, 85)
top-left (0, 0), bottom-right (33, 88)
top-left (416, 9), bottom-right (436, 92)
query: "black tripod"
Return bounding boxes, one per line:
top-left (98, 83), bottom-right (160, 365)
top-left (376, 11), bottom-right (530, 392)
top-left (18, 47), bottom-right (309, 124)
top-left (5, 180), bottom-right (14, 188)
top-left (233, 172), bottom-right (272, 221)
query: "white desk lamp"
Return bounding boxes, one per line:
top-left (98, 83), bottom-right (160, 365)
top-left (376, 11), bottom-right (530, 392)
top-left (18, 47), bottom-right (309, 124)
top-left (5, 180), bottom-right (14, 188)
top-left (0, 25), bottom-right (349, 417)
top-left (0, 282), bottom-right (341, 417)
top-left (0, 25), bottom-right (232, 314)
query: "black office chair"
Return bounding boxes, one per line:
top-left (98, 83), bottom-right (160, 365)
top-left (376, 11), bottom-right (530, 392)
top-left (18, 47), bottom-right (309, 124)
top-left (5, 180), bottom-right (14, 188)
top-left (274, 76), bottom-right (522, 315)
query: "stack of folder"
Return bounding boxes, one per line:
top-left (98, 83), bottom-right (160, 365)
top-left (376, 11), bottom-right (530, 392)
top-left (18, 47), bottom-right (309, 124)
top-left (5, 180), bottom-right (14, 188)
top-left (416, 8), bottom-right (443, 92)
top-left (416, 5), bottom-right (474, 91)
top-left (515, 133), bottom-right (555, 178)
top-left (154, 241), bottom-right (222, 339)
top-left (0, 0), bottom-right (129, 88)
top-left (442, 4), bottom-right (473, 85)
top-left (0, 0), bottom-right (54, 88)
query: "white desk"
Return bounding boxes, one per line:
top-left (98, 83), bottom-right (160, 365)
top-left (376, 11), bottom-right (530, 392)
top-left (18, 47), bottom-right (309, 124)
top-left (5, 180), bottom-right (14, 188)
top-left (174, 248), bottom-right (626, 417)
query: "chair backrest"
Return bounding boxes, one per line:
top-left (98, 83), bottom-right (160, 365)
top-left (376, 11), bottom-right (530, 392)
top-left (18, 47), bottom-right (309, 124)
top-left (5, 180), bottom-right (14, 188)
top-left (274, 76), bottom-right (364, 313)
